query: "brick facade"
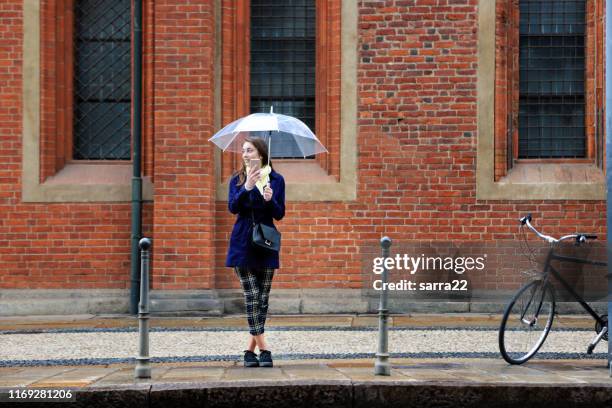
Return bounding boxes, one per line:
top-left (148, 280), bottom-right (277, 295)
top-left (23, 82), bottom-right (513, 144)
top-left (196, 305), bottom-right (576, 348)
top-left (0, 1), bottom-right (607, 312)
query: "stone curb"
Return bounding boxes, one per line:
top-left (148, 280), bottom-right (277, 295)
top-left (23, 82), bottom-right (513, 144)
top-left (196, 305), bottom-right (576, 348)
top-left (8, 380), bottom-right (612, 408)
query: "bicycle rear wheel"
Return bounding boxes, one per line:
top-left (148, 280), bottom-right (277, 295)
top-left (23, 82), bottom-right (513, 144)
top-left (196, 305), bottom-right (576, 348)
top-left (499, 279), bottom-right (555, 365)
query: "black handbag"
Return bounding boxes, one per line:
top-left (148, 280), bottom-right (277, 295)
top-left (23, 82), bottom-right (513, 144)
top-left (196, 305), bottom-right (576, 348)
top-left (251, 211), bottom-right (281, 253)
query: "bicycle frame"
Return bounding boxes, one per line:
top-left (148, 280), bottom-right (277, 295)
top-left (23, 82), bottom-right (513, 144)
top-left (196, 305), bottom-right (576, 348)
top-left (540, 247), bottom-right (607, 327)
top-left (499, 215), bottom-right (608, 364)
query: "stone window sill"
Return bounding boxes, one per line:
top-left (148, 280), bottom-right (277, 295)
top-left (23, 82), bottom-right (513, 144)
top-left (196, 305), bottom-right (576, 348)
top-left (477, 162), bottom-right (605, 200)
top-left (45, 163), bottom-right (133, 185)
top-left (273, 160), bottom-right (337, 184)
top-left (499, 163), bottom-right (605, 185)
top-left (23, 163), bottom-right (153, 203)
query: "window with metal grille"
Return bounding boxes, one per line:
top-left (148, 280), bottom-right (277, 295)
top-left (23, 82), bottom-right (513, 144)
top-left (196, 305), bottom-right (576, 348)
top-left (73, 0), bottom-right (131, 160)
top-left (518, 0), bottom-right (586, 158)
top-left (250, 0), bottom-right (315, 158)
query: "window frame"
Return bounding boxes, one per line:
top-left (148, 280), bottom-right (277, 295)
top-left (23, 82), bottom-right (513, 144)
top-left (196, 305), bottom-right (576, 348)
top-left (41, 0), bottom-right (133, 181)
top-left (23, 0), bottom-right (152, 203)
top-left (249, 0), bottom-right (317, 159)
top-left (498, 0), bottom-right (604, 173)
top-left (475, 0), bottom-right (605, 200)
top-left (515, 0), bottom-right (590, 161)
top-left (215, 0), bottom-right (356, 202)
top-left (72, 0), bottom-right (133, 161)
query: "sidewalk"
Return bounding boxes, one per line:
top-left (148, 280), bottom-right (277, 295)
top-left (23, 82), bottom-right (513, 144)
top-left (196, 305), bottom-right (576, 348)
top-left (1, 314), bottom-right (611, 407)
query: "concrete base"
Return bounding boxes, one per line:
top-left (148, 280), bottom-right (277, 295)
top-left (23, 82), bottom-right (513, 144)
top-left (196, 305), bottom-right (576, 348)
top-left (0, 289), bottom-right (608, 316)
top-left (0, 290), bottom-right (225, 317)
top-left (21, 381), bottom-right (612, 408)
top-left (148, 291), bottom-right (223, 316)
top-left (0, 289), bottom-right (130, 316)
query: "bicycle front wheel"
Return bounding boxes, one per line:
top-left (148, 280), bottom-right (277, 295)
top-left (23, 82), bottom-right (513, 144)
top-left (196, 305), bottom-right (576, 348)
top-left (499, 279), bottom-right (555, 365)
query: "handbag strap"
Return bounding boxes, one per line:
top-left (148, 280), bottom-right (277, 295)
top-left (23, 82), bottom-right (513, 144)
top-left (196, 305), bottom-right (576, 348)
top-left (248, 187), bottom-right (256, 226)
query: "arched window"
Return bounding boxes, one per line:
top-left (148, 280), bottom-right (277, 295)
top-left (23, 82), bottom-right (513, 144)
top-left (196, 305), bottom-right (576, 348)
top-left (249, 0), bottom-right (316, 158)
top-left (73, 0), bottom-right (131, 160)
top-left (517, 0), bottom-right (586, 158)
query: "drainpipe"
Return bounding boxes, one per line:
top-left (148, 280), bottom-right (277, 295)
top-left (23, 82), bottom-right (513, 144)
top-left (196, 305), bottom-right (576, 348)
top-left (130, 0), bottom-right (143, 315)
top-left (605, 0), bottom-right (611, 375)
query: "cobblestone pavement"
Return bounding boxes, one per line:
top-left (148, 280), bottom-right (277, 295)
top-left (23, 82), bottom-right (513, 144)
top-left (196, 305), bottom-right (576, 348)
top-left (0, 314), bottom-right (610, 407)
top-left (0, 313), bottom-right (608, 366)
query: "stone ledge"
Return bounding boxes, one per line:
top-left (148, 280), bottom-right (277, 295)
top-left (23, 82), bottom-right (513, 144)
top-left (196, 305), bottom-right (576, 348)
top-left (12, 380), bottom-right (612, 408)
top-left (1, 289), bottom-right (607, 316)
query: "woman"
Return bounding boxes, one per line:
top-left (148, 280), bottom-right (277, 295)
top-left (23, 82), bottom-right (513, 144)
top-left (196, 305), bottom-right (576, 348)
top-left (226, 137), bottom-right (285, 368)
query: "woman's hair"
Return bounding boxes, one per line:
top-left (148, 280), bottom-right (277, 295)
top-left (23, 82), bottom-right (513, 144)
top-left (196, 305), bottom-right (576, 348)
top-left (234, 136), bottom-right (273, 186)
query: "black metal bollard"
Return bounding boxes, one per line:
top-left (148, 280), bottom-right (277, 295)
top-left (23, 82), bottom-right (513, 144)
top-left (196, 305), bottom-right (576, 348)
top-left (135, 237), bottom-right (152, 379)
top-left (375, 236), bottom-right (392, 375)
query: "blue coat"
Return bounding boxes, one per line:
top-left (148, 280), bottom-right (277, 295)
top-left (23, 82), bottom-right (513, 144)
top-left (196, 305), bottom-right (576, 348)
top-left (225, 169), bottom-right (285, 269)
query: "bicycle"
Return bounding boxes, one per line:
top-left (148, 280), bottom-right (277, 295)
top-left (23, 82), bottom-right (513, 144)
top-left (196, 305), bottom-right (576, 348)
top-left (498, 214), bottom-right (608, 365)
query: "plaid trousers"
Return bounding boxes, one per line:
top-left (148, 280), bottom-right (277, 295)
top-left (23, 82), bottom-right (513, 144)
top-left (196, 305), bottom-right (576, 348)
top-left (234, 266), bottom-right (275, 336)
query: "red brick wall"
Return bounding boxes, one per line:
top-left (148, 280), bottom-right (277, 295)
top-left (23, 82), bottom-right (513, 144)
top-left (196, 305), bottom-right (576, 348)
top-left (0, 1), bottom-right (607, 293)
top-left (215, 0), bottom-right (605, 291)
top-left (0, 0), bottom-right (24, 287)
top-left (0, 1), bottom-right (153, 290)
top-left (150, 1), bottom-right (217, 290)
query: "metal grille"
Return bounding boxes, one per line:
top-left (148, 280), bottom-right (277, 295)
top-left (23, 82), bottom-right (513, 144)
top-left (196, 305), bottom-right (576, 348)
top-left (518, 0), bottom-right (586, 158)
top-left (250, 0), bottom-right (315, 158)
top-left (73, 0), bottom-right (131, 160)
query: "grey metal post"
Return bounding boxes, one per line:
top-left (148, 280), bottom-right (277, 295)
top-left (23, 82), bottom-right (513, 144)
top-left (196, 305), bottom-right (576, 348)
top-left (135, 237), bottom-right (152, 379)
top-left (605, 0), bottom-right (612, 376)
top-left (375, 236), bottom-right (392, 376)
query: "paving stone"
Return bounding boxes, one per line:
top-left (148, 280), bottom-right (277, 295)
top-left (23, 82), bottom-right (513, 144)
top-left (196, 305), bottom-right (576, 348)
top-left (223, 366), bottom-right (287, 381)
top-left (464, 362), bottom-right (587, 384)
top-left (280, 364), bottom-right (350, 381)
top-left (332, 366), bottom-right (409, 381)
top-left (394, 369), bottom-right (465, 382)
top-left (29, 366), bottom-right (118, 387)
top-left (160, 366), bottom-right (225, 382)
top-left (0, 366), bottom-right (74, 387)
top-left (267, 315), bottom-right (355, 327)
top-left (329, 360), bottom-right (374, 368)
top-left (0, 367), bottom-right (22, 376)
top-left (392, 313), bottom-right (500, 328)
top-left (93, 367), bottom-right (171, 385)
top-left (352, 315), bottom-right (385, 327)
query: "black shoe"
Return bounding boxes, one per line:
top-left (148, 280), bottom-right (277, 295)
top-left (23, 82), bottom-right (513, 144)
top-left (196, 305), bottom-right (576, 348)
top-left (244, 350), bottom-right (259, 367)
top-left (259, 350), bottom-right (273, 367)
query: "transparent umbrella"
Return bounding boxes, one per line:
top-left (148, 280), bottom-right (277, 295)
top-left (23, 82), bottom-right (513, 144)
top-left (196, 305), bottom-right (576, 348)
top-left (208, 107), bottom-right (327, 165)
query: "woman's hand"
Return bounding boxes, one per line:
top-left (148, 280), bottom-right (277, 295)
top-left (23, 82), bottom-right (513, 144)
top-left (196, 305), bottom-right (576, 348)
top-left (263, 184), bottom-right (273, 201)
top-left (245, 167), bottom-right (261, 191)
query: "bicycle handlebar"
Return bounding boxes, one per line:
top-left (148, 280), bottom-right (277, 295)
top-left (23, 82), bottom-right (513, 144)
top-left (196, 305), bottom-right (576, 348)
top-left (520, 213), bottom-right (597, 245)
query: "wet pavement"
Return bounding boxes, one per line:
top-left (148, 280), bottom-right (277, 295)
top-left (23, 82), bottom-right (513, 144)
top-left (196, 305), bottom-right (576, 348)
top-left (0, 314), bottom-right (610, 407)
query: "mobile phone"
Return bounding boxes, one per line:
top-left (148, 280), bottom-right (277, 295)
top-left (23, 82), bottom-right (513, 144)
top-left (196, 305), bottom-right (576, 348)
top-left (249, 159), bottom-right (261, 171)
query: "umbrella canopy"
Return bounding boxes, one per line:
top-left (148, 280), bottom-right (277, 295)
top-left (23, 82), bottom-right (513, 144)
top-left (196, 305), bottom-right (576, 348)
top-left (208, 110), bottom-right (327, 159)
